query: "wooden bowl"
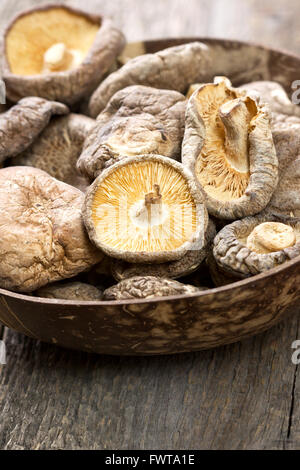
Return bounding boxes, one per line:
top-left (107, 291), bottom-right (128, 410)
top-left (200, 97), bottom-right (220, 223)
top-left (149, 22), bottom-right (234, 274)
top-left (0, 38), bottom-right (300, 356)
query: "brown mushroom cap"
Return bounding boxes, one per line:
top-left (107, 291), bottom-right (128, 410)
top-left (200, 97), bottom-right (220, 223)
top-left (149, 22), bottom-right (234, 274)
top-left (0, 97), bottom-right (68, 163)
top-left (111, 219), bottom-right (216, 281)
top-left (83, 154), bottom-right (208, 264)
top-left (88, 42), bottom-right (211, 118)
top-left (0, 166), bottom-right (103, 293)
top-left (36, 282), bottom-right (103, 301)
top-left (2, 5), bottom-right (125, 105)
top-left (12, 113), bottom-right (94, 191)
top-left (77, 85), bottom-right (186, 180)
top-left (103, 276), bottom-right (200, 300)
top-left (212, 215), bottom-right (300, 280)
top-left (264, 113), bottom-right (300, 217)
top-left (182, 78), bottom-right (278, 220)
top-left (240, 81), bottom-right (300, 118)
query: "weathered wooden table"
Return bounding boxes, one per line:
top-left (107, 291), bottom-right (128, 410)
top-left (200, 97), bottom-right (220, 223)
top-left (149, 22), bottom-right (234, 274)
top-left (1, 0), bottom-right (300, 450)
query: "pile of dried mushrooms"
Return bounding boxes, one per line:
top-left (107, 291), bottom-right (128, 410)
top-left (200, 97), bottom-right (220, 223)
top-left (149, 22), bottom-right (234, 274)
top-left (0, 4), bottom-right (299, 301)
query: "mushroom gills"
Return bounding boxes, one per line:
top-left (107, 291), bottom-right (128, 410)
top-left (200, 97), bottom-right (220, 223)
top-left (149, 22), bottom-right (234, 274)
top-left (6, 7), bottom-right (99, 75)
top-left (91, 160), bottom-right (197, 254)
top-left (195, 82), bottom-right (257, 202)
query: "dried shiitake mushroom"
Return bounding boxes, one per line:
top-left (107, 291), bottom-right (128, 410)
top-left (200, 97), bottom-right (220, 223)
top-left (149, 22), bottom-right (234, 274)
top-left (103, 276), bottom-right (200, 300)
top-left (13, 113), bottom-right (94, 191)
top-left (2, 5), bottom-right (125, 105)
top-left (211, 215), bottom-right (300, 283)
top-left (186, 76), bottom-right (232, 99)
top-left (0, 166), bottom-right (103, 293)
top-left (89, 42), bottom-right (211, 117)
top-left (111, 219), bottom-right (216, 281)
top-left (263, 114), bottom-right (300, 217)
top-left (0, 97), bottom-right (68, 163)
top-left (83, 154), bottom-right (208, 263)
top-left (36, 282), bottom-right (103, 301)
top-left (77, 85), bottom-right (186, 180)
top-left (240, 81), bottom-right (300, 118)
top-left (182, 77), bottom-right (278, 220)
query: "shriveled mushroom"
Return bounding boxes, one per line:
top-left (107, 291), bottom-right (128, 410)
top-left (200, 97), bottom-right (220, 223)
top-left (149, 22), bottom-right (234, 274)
top-left (111, 219), bottom-right (216, 281)
top-left (103, 276), bottom-right (200, 300)
top-left (0, 166), bottom-right (103, 293)
top-left (83, 154), bottom-right (208, 263)
top-left (240, 81), bottom-right (300, 118)
top-left (88, 42), bottom-right (211, 117)
top-left (0, 97), bottom-right (68, 163)
top-left (211, 215), bottom-right (300, 283)
top-left (12, 113), bottom-right (94, 191)
top-left (77, 85), bottom-right (186, 180)
top-left (2, 5), bottom-right (125, 105)
top-left (36, 282), bottom-right (103, 301)
top-left (182, 77), bottom-right (278, 220)
top-left (186, 76), bottom-right (232, 99)
top-left (264, 113), bottom-right (300, 217)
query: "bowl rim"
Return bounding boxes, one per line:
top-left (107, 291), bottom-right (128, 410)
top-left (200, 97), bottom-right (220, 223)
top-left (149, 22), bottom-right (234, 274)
top-left (1, 36), bottom-right (300, 307)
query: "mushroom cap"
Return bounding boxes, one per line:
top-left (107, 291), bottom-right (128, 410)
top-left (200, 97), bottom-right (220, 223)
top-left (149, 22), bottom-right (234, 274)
top-left (83, 154), bottom-right (208, 263)
top-left (264, 113), bottom-right (300, 217)
top-left (0, 96), bottom-right (68, 163)
top-left (77, 85), bottom-right (186, 180)
top-left (239, 80), bottom-right (300, 118)
top-left (212, 215), bottom-right (300, 279)
top-left (36, 282), bottom-right (103, 301)
top-left (88, 42), bottom-right (211, 117)
top-left (12, 113), bottom-right (94, 191)
top-left (2, 4), bottom-right (125, 105)
top-left (103, 276), bottom-right (200, 300)
top-left (182, 78), bottom-right (278, 220)
top-left (0, 166), bottom-right (103, 292)
top-left (111, 219), bottom-right (216, 281)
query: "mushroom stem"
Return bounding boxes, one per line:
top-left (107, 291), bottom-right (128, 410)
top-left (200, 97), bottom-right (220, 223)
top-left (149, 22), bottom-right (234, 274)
top-left (43, 43), bottom-right (73, 72)
top-left (145, 184), bottom-right (162, 226)
top-left (145, 184), bottom-right (162, 207)
top-left (219, 98), bottom-right (251, 173)
top-left (247, 222), bottom-right (296, 254)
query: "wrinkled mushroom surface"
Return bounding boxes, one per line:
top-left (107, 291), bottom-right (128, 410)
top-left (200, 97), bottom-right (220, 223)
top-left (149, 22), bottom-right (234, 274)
top-left (103, 276), bottom-right (200, 300)
top-left (264, 113), bottom-right (300, 217)
top-left (0, 97), bottom-right (68, 163)
top-left (89, 42), bottom-right (211, 117)
top-left (36, 282), bottom-right (103, 301)
top-left (13, 113), bottom-right (94, 191)
top-left (182, 78), bottom-right (278, 220)
top-left (0, 166), bottom-right (102, 293)
top-left (83, 154), bottom-right (208, 263)
top-left (212, 215), bottom-right (300, 281)
top-left (2, 5), bottom-right (125, 105)
top-left (240, 81), bottom-right (300, 118)
top-left (77, 85), bottom-right (186, 180)
top-left (111, 219), bottom-right (216, 281)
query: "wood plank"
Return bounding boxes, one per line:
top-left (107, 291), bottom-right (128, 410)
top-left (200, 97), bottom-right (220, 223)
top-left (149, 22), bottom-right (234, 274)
top-left (0, 315), bottom-right (299, 450)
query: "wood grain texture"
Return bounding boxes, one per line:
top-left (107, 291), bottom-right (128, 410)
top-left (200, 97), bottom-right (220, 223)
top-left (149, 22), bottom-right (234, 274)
top-left (0, 0), bottom-right (300, 450)
top-left (0, 317), bottom-right (299, 450)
